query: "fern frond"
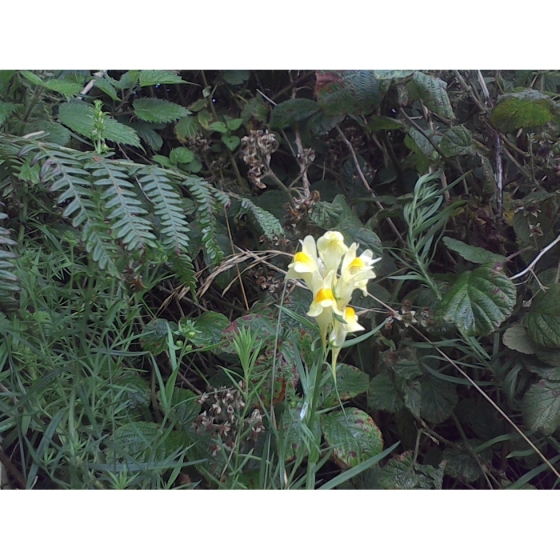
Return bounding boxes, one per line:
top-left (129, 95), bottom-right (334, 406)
top-left (33, 145), bottom-right (121, 276)
top-left (184, 176), bottom-right (225, 267)
top-left (85, 156), bottom-right (156, 253)
top-left (0, 211), bottom-right (20, 305)
top-left (135, 165), bottom-right (196, 292)
top-left (239, 197), bottom-right (285, 239)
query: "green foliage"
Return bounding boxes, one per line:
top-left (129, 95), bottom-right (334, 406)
top-left (525, 285), bottom-right (560, 348)
top-left (321, 408), bottom-right (383, 468)
top-left (438, 264), bottom-right (516, 336)
top-left (490, 89), bottom-right (560, 132)
top-left (4, 69), bottom-right (560, 489)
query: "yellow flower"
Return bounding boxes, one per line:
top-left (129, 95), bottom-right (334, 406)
top-left (317, 231), bottom-right (348, 274)
top-left (330, 306), bottom-right (364, 349)
top-left (338, 243), bottom-right (380, 301)
top-left (285, 235), bottom-right (323, 291)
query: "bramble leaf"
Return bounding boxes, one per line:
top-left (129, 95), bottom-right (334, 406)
top-left (443, 236), bottom-right (505, 264)
top-left (438, 263), bottom-right (516, 336)
top-left (521, 379), bottom-right (560, 435)
top-left (321, 408), bottom-right (383, 468)
top-left (525, 285), bottom-right (560, 348)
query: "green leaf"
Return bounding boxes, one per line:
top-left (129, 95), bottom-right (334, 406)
top-left (321, 408), bottom-right (383, 468)
top-left (439, 125), bottom-right (474, 157)
top-left (403, 379), bottom-right (422, 417)
top-left (141, 318), bottom-right (172, 355)
top-left (365, 116), bottom-right (403, 132)
top-left (368, 373), bottom-right (403, 413)
top-left (525, 285), bottom-right (560, 348)
top-left (443, 236), bottom-right (505, 264)
top-left (23, 120), bottom-right (70, 146)
top-left (224, 116), bottom-right (244, 131)
top-left (169, 147), bottom-right (195, 165)
top-left (103, 119), bottom-right (142, 147)
top-left (438, 263), bottom-right (516, 336)
top-left (221, 134), bottom-right (240, 151)
top-left (503, 323), bottom-right (538, 355)
top-left (378, 451), bottom-right (445, 489)
top-left (223, 70), bottom-right (250, 85)
top-left (168, 388), bottom-right (200, 430)
top-left (41, 79), bottom-right (83, 96)
top-left (270, 98), bottom-right (321, 129)
top-left (192, 311), bottom-right (229, 346)
top-left (316, 71), bottom-right (382, 116)
top-left (442, 443), bottom-right (486, 483)
top-left (322, 364), bottom-right (370, 407)
top-left (175, 115), bottom-right (201, 141)
top-left (490, 89), bottom-right (558, 133)
top-left (93, 77), bottom-right (119, 100)
top-left (129, 121), bottom-right (163, 151)
top-left (522, 379), bottom-right (560, 435)
top-left (409, 71), bottom-right (455, 119)
top-left (139, 70), bottom-right (184, 87)
top-left (209, 121), bottom-right (228, 133)
top-left (133, 98), bottom-right (190, 123)
top-left (58, 101), bottom-right (140, 147)
top-left (420, 375), bottom-right (458, 424)
top-left (0, 101), bottom-right (19, 127)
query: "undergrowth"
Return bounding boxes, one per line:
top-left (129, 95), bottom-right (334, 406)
top-left (2, 70), bottom-right (560, 489)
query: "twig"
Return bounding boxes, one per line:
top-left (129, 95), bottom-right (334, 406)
top-left (509, 231), bottom-right (560, 280)
top-left (335, 125), bottom-right (405, 245)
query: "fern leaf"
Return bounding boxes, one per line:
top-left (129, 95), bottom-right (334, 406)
top-left (184, 177), bottom-right (225, 267)
top-left (239, 197), bottom-right (285, 239)
top-left (135, 166), bottom-right (196, 292)
top-left (0, 211), bottom-right (20, 304)
top-left (85, 156), bottom-right (156, 253)
top-left (34, 146), bottom-right (121, 276)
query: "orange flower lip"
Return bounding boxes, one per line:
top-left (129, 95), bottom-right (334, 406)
top-left (315, 288), bottom-right (335, 304)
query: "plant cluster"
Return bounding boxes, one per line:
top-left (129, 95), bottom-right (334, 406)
top-left (2, 70), bottom-right (560, 489)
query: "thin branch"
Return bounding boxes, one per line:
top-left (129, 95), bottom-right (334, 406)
top-left (509, 231), bottom-right (560, 280)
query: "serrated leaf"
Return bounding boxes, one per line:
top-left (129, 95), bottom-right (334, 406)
top-left (192, 311), bottom-right (229, 346)
top-left (372, 70), bottom-right (415, 81)
top-left (522, 379), bottom-right (560, 434)
top-left (139, 70), bottom-right (184, 87)
top-left (439, 264), bottom-right (516, 336)
top-left (420, 375), bottom-right (458, 424)
top-left (42, 79), bottom-right (83, 96)
top-left (525, 285), bottom-right (560, 348)
top-left (270, 98), bottom-right (321, 129)
top-left (321, 408), bottom-right (383, 468)
top-left (503, 323), bottom-right (538, 355)
top-left (490, 89), bottom-right (558, 133)
top-left (409, 71), bottom-right (455, 119)
top-left (133, 98), bottom-right (190, 123)
top-left (129, 121), bottom-right (163, 151)
top-left (403, 379), bottom-right (422, 417)
top-left (225, 116), bottom-right (244, 131)
top-left (58, 101), bottom-right (140, 147)
top-left (223, 70), bottom-right (250, 85)
top-left (443, 443), bottom-right (485, 483)
top-left (141, 318), bottom-right (172, 355)
top-left (93, 77), bottom-right (120, 100)
top-left (443, 236), bottom-right (505, 264)
top-left (175, 115), bottom-right (200, 141)
top-left (103, 119), bottom-right (141, 147)
top-left (378, 450), bottom-right (445, 489)
top-left (169, 147), bottom-right (195, 165)
top-left (524, 359), bottom-right (560, 381)
top-left (368, 374), bottom-right (403, 413)
top-left (209, 121), bottom-right (228, 133)
top-left (322, 364), bottom-right (370, 407)
top-left (439, 125), bottom-right (474, 157)
top-left (316, 71), bottom-right (382, 116)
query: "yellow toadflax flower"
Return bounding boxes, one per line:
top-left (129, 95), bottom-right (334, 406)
top-left (285, 230), bottom-right (381, 380)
